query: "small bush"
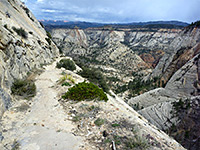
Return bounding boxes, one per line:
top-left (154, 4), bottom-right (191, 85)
top-left (56, 59), bottom-right (76, 71)
top-left (11, 79), bottom-right (36, 98)
top-left (45, 38), bottom-right (51, 45)
top-left (94, 118), bottom-right (105, 126)
top-left (62, 82), bottom-right (108, 102)
top-left (61, 82), bottom-right (71, 86)
top-left (72, 114), bottom-right (83, 122)
top-left (125, 136), bottom-right (149, 149)
top-left (12, 27), bottom-right (28, 39)
top-left (46, 31), bottom-right (52, 39)
top-left (111, 123), bottom-right (120, 127)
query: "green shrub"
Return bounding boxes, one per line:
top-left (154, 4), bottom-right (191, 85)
top-left (72, 114), bottom-right (83, 122)
top-left (56, 59), bottom-right (76, 71)
top-left (62, 82), bottom-right (108, 102)
top-left (94, 118), bottom-right (105, 126)
top-left (78, 67), bottom-right (109, 93)
top-left (115, 76), bottom-right (160, 95)
top-left (58, 74), bottom-right (75, 84)
top-left (61, 82), bottom-right (71, 86)
top-left (11, 79), bottom-right (36, 98)
top-left (12, 27), bottom-right (28, 39)
top-left (45, 38), bottom-right (51, 45)
top-left (125, 136), bottom-right (149, 149)
top-left (46, 31), bottom-right (52, 39)
top-left (111, 123), bottom-right (120, 127)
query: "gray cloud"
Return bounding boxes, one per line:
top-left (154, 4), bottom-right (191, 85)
top-left (24, 0), bottom-right (200, 23)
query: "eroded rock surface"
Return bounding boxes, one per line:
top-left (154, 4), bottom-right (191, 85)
top-left (128, 27), bottom-right (200, 132)
top-left (0, 58), bottom-right (185, 150)
top-left (0, 0), bottom-right (59, 117)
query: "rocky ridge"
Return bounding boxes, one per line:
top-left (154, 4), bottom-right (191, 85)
top-left (51, 23), bottom-right (200, 149)
top-left (51, 28), bottom-right (181, 98)
top-left (0, 0), bottom-right (188, 149)
top-left (0, 57), bottom-right (185, 150)
top-left (52, 28), bottom-right (179, 72)
top-left (0, 0), bottom-right (59, 117)
top-left (128, 27), bottom-right (200, 132)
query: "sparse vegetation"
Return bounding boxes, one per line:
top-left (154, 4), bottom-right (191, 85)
top-left (115, 76), bottom-right (160, 96)
top-left (56, 59), bottom-right (76, 71)
top-left (61, 82), bottom-right (71, 86)
top-left (72, 114), bottom-right (83, 122)
top-left (172, 98), bottom-right (189, 113)
top-left (188, 20), bottom-right (200, 28)
top-left (12, 27), bottom-right (28, 39)
top-left (58, 74), bottom-right (75, 84)
top-left (166, 98), bottom-right (200, 150)
top-left (45, 37), bottom-right (51, 45)
top-left (78, 67), bottom-right (109, 93)
top-left (111, 123), bottom-right (120, 127)
top-left (46, 31), bottom-right (52, 39)
top-left (45, 31), bottom-right (52, 45)
top-left (94, 118), bottom-right (105, 126)
top-left (11, 79), bottom-right (36, 99)
top-left (125, 135), bottom-right (149, 149)
top-left (11, 140), bottom-right (20, 150)
top-left (62, 82), bottom-right (108, 102)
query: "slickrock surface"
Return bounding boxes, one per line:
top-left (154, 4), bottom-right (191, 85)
top-left (0, 0), bottom-right (59, 117)
top-left (128, 27), bottom-right (200, 131)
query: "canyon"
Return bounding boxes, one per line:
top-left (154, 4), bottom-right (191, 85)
top-left (0, 0), bottom-right (199, 149)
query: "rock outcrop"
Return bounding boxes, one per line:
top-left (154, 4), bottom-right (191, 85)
top-left (128, 27), bottom-right (200, 131)
top-left (51, 28), bottom-right (180, 74)
top-left (0, 0), bottom-right (59, 117)
top-left (51, 28), bottom-right (181, 96)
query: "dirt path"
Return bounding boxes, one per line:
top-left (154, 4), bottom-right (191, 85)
top-left (0, 58), bottom-right (84, 150)
top-left (0, 58), bottom-right (186, 150)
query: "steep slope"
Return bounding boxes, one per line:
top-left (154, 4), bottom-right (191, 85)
top-left (0, 1), bottom-right (191, 149)
top-left (151, 27), bottom-right (200, 86)
top-left (0, 57), bottom-right (185, 150)
top-left (51, 28), bottom-right (180, 97)
top-left (52, 28), bottom-right (180, 70)
top-left (0, 0), bottom-right (59, 117)
top-left (128, 26), bottom-right (200, 131)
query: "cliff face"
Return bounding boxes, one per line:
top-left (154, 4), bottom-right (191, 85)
top-left (128, 27), bottom-right (200, 133)
top-left (52, 28), bottom-right (180, 70)
top-left (0, 0), bottom-right (59, 117)
top-left (151, 27), bottom-right (200, 85)
top-left (0, 1), bottom-right (192, 149)
top-left (51, 28), bottom-right (180, 95)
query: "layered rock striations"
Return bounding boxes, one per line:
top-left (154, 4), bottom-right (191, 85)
top-left (128, 27), bottom-right (200, 131)
top-left (51, 28), bottom-right (180, 71)
top-left (0, 0), bottom-right (59, 117)
top-left (51, 28), bottom-right (180, 96)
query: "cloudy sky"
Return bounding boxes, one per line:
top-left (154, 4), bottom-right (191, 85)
top-left (22, 0), bottom-right (200, 23)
